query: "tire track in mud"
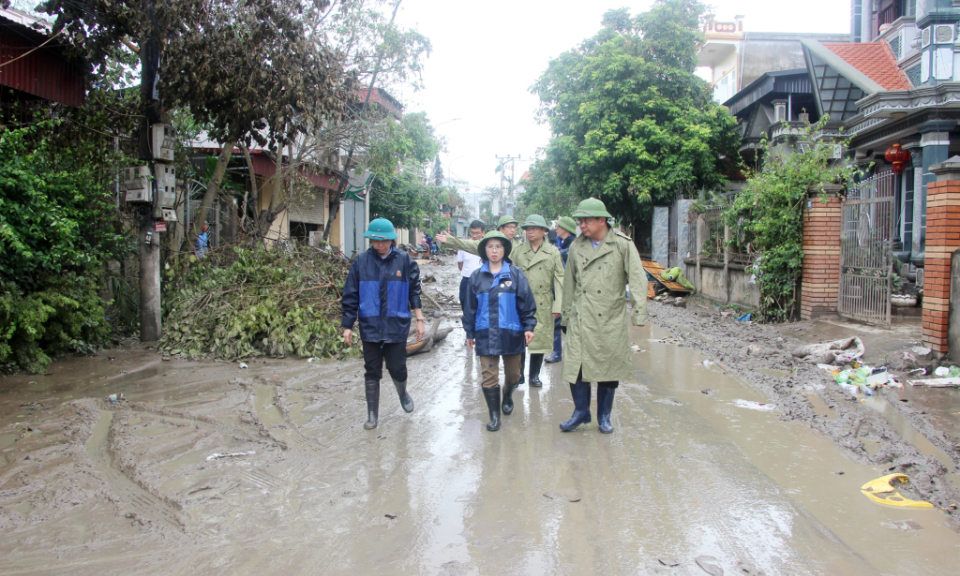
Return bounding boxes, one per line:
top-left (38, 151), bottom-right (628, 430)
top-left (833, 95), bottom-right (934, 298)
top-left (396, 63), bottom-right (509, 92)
top-left (127, 400), bottom-right (288, 451)
top-left (85, 408), bottom-right (185, 532)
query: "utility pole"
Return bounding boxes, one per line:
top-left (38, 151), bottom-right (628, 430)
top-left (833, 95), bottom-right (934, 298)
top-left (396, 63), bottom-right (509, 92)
top-left (495, 155), bottom-right (520, 216)
top-left (138, 0), bottom-right (162, 342)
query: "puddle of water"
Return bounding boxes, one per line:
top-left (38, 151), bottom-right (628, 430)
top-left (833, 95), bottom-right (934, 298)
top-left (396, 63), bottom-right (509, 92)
top-left (897, 384), bottom-right (960, 441)
top-left (862, 396), bottom-right (955, 472)
top-left (806, 394), bottom-right (838, 420)
top-left (0, 432), bottom-right (18, 451)
top-left (635, 323), bottom-right (960, 575)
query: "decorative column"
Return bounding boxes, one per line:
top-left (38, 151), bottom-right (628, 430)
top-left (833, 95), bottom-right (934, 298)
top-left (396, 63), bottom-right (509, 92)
top-left (922, 157), bottom-right (960, 353)
top-left (800, 184), bottom-right (843, 319)
top-left (915, 120), bottom-right (956, 267)
top-left (906, 143), bottom-right (923, 257)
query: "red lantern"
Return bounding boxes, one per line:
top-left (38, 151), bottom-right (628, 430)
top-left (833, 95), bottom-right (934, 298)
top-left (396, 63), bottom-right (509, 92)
top-left (884, 143), bottom-right (912, 175)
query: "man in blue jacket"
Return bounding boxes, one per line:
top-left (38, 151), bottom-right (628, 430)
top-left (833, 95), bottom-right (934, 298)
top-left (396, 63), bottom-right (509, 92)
top-left (341, 218), bottom-right (425, 430)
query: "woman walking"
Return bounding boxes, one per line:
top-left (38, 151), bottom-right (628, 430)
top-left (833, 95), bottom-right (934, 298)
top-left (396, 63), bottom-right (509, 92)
top-left (341, 218), bottom-right (425, 430)
top-left (462, 231), bottom-right (536, 431)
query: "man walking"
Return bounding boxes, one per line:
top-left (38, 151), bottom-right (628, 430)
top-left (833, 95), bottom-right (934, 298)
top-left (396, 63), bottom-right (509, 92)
top-left (456, 221), bottom-right (485, 312)
top-left (341, 218), bottom-right (425, 430)
top-left (559, 198), bottom-right (648, 434)
top-left (511, 215), bottom-right (563, 387)
top-left (545, 216), bottom-right (577, 364)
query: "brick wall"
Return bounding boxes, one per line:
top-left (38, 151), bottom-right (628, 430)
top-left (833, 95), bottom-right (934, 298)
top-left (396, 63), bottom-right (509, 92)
top-left (922, 181), bottom-right (960, 352)
top-left (801, 196), bottom-right (842, 319)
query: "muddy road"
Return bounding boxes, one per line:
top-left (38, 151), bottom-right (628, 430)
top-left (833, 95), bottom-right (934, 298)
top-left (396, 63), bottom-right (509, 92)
top-left (2, 260), bottom-right (959, 575)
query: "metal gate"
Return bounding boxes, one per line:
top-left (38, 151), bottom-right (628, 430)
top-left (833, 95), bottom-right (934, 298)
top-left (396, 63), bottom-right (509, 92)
top-left (837, 172), bottom-right (896, 326)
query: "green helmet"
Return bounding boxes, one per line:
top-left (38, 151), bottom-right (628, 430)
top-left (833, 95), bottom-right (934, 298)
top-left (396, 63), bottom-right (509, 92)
top-left (477, 230), bottom-right (512, 261)
top-left (556, 216), bottom-right (577, 234)
top-left (572, 197), bottom-right (612, 219)
top-left (521, 214), bottom-right (549, 229)
top-left (497, 215), bottom-right (520, 229)
top-left (363, 217), bottom-right (398, 240)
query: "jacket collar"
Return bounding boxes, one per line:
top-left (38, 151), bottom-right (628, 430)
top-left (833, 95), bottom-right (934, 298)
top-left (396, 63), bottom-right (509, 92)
top-left (575, 227), bottom-right (614, 267)
top-left (480, 261), bottom-right (512, 279)
top-left (368, 246), bottom-right (397, 261)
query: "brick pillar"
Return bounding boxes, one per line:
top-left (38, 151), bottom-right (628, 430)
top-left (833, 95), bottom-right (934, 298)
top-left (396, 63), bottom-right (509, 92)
top-left (800, 187), bottom-right (842, 320)
top-left (921, 161), bottom-right (960, 353)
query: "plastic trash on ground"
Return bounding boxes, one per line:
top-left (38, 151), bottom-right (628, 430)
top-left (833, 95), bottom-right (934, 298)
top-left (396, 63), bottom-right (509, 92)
top-left (792, 337), bottom-right (865, 365)
top-left (860, 473), bottom-right (933, 508)
top-left (732, 399), bottom-right (777, 411)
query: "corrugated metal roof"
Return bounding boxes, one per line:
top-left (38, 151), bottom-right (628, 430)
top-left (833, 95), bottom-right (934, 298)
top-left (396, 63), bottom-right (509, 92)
top-left (0, 11), bottom-right (85, 106)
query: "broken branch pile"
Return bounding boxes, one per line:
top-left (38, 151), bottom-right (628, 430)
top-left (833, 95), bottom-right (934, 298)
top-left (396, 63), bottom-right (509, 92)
top-left (159, 245), bottom-right (352, 360)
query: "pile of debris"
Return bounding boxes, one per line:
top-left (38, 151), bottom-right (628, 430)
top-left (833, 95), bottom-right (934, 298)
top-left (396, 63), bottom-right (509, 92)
top-left (159, 245), bottom-right (352, 361)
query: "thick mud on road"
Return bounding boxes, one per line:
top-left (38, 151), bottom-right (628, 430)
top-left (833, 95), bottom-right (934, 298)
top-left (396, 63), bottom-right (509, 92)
top-left (2, 263), bottom-right (959, 575)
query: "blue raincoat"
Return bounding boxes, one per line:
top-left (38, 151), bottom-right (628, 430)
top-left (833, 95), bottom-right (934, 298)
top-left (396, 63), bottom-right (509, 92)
top-left (341, 247), bottom-right (422, 343)
top-left (462, 261), bottom-right (537, 357)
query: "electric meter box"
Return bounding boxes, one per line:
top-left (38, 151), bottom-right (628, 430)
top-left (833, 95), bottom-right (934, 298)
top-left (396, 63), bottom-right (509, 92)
top-left (124, 166), bottom-right (151, 190)
top-left (161, 208), bottom-right (178, 222)
top-left (151, 124), bottom-right (175, 162)
top-left (125, 188), bottom-right (154, 204)
top-left (154, 165), bottom-right (177, 207)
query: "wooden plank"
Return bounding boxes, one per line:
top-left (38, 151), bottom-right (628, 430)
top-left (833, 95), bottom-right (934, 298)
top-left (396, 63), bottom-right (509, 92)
top-left (641, 259), bottom-right (692, 295)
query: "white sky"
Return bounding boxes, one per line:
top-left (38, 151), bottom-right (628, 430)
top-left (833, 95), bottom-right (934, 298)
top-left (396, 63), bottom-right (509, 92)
top-left (394, 0), bottom-right (852, 195)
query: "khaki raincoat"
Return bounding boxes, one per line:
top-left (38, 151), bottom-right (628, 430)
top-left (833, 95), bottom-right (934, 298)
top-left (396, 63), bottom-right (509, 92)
top-left (561, 228), bottom-right (648, 384)
top-left (511, 241), bottom-right (564, 354)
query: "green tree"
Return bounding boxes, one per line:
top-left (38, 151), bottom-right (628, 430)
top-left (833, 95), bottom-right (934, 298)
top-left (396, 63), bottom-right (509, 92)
top-left (0, 120), bottom-right (125, 372)
top-left (365, 112), bottom-right (453, 232)
top-left (530, 1), bottom-right (740, 229)
top-left (723, 121), bottom-right (857, 321)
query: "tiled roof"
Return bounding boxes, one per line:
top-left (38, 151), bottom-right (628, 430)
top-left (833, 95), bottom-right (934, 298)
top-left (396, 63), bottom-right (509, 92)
top-left (822, 42), bottom-right (911, 90)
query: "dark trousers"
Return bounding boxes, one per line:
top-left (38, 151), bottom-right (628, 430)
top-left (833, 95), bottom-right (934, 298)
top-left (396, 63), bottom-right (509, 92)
top-left (459, 276), bottom-right (470, 311)
top-left (362, 341), bottom-right (408, 383)
top-left (575, 368), bottom-right (618, 389)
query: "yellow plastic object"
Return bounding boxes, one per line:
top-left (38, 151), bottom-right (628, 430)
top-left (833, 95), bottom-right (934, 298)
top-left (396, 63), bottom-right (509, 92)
top-left (860, 473), bottom-right (934, 508)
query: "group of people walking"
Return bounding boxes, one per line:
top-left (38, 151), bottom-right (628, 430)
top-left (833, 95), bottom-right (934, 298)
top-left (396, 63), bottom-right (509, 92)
top-left (340, 197), bottom-right (648, 435)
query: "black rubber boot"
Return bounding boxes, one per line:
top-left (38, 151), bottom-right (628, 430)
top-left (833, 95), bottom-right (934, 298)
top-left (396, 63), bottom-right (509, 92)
top-left (529, 354), bottom-right (544, 388)
top-left (502, 380), bottom-right (518, 415)
top-left (364, 380), bottom-right (380, 430)
top-left (482, 386), bottom-right (501, 431)
top-left (545, 321), bottom-right (562, 363)
top-left (393, 379), bottom-right (415, 413)
top-left (559, 382), bottom-right (592, 432)
top-left (597, 386), bottom-right (616, 434)
top-left (517, 351), bottom-right (526, 386)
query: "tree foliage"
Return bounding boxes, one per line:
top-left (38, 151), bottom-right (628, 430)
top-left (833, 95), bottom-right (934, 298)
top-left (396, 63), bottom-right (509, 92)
top-left (530, 0), bottom-right (740, 225)
top-left (365, 112), bottom-right (452, 232)
top-left (0, 120), bottom-right (129, 372)
top-left (723, 121), bottom-right (858, 321)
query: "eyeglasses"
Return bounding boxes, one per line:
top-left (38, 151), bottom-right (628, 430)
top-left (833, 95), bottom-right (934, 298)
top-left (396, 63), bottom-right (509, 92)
top-left (486, 244), bottom-right (505, 251)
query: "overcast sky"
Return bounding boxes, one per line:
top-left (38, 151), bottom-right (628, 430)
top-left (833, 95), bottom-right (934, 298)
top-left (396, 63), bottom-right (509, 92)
top-left (393, 0), bottom-right (852, 195)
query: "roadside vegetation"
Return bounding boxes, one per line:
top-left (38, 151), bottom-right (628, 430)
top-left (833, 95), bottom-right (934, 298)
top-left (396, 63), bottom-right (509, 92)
top-left (1, 0), bottom-right (450, 372)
